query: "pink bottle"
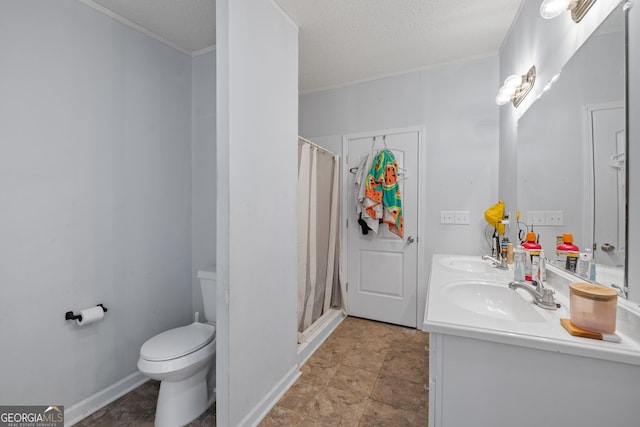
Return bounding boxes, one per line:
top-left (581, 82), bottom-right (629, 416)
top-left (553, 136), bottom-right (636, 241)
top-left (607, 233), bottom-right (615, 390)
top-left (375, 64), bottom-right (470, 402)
top-left (557, 233), bottom-right (579, 272)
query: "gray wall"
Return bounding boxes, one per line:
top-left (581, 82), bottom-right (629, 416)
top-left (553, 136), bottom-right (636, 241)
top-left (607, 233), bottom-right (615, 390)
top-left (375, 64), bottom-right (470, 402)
top-left (191, 51), bottom-right (217, 318)
top-left (0, 0), bottom-right (192, 406)
top-left (216, 0), bottom-right (299, 425)
top-left (300, 56), bottom-right (500, 325)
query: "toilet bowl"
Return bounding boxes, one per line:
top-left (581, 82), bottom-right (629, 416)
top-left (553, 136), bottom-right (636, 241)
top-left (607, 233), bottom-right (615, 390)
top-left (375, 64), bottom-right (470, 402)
top-left (138, 270), bottom-right (217, 427)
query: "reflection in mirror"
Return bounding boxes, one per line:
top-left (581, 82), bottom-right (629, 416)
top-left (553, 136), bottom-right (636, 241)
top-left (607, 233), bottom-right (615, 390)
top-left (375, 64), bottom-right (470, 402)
top-left (517, 4), bottom-right (626, 289)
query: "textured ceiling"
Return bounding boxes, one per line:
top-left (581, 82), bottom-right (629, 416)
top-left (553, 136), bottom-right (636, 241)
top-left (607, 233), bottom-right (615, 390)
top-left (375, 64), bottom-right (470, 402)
top-left (84, 0), bottom-right (524, 93)
top-left (276, 0), bottom-right (524, 93)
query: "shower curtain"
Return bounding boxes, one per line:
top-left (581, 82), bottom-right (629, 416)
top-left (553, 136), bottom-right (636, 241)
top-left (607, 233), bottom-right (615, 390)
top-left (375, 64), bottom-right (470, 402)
top-left (297, 138), bottom-right (344, 335)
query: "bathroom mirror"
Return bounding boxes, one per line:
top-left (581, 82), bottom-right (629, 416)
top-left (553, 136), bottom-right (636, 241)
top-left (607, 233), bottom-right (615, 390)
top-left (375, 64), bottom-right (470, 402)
top-left (517, 4), bottom-right (626, 289)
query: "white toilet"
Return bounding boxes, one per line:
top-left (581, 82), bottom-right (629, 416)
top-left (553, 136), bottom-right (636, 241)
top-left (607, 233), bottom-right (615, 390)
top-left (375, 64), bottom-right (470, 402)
top-left (138, 270), bottom-right (217, 427)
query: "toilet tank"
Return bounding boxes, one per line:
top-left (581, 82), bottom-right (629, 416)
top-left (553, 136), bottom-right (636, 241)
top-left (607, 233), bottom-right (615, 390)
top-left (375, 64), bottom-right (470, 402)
top-left (197, 269), bottom-right (217, 323)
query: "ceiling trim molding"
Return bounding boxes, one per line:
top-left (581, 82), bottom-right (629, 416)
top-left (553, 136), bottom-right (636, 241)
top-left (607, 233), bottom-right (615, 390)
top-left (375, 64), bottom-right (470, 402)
top-left (192, 45), bottom-right (216, 57)
top-left (499, 0), bottom-right (528, 51)
top-left (299, 51), bottom-right (499, 95)
top-left (77, 0), bottom-right (191, 55)
top-left (270, 0), bottom-right (299, 31)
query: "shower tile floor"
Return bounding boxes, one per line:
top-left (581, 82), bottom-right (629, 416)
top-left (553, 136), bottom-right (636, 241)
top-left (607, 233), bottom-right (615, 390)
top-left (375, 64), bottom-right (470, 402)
top-left (74, 317), bottom-right (428, 426)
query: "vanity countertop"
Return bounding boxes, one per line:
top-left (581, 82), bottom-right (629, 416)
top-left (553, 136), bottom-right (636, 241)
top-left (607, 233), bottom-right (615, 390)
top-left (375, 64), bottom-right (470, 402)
top-left (423, 254), bottom-right (640, 366)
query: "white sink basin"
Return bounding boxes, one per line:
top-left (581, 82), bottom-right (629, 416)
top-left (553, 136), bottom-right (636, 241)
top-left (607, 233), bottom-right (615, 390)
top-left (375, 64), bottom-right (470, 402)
top-left (441, 281), bottom-right (547, 322)
top-left (426, 254), bottom-right (640, 369)
top-left (438, 256), bottom-right (497, 274)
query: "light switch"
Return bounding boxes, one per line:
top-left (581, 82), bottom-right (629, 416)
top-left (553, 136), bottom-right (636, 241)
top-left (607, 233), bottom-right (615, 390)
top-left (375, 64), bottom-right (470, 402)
top-left (455, 211), bottom-right (470, 225)
top-left (527, 211), bottom-right (546, 226)
top-left (440, 211), bottom-right (455, 224)
top-left (546, 211), bottom-right (563, 226)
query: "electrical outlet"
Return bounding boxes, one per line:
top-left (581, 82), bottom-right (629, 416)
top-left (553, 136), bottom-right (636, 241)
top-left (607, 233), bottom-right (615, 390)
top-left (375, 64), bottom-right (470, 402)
top-left (527, 211), bottom-right (546, 226)
top-left (440, 211), bottom-right (455, 224)
top-left (546, 210), bottom-right (563, 226)
top-left (454, 211), bottom-right (470, 225)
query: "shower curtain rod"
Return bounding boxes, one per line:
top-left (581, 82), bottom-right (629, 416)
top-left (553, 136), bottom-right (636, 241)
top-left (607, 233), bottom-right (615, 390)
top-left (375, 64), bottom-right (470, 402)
top-left (299, 136), bottom-right (337, 157)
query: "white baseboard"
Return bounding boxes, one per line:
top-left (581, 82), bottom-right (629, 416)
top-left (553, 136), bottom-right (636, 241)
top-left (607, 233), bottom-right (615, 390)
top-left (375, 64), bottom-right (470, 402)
top-left (234, 310), bottom-right (343, 425)
top-left (237, 364), bottom-right (300, 427)
top-left (297, 308), bottom-right (345, 366)
top-left (65, 371), bottom-right (148, 426)
top-left (68, 311), bottom-right (343, 426)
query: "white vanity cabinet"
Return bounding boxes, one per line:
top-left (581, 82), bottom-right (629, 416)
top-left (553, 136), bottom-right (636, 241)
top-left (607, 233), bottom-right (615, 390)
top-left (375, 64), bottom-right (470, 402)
top-left (424, 255), bottom-right (640, 427)
top-left (428, 333), bottom-right (640, 427)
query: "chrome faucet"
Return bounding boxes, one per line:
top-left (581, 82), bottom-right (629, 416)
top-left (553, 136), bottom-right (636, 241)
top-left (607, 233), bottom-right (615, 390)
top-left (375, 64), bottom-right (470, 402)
top-left (508, 281), bottom-right (557, 310)
top-left (482, 254), bottom-right (508, 270)
top-left (611, 284), bottom-right (631, 300)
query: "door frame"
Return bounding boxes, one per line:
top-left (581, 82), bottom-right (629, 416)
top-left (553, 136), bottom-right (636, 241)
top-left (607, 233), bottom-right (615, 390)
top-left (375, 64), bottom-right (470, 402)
top-left (582, 102), bottom-right (624, 256)
top-left (341, 126), bottom-right (426, 327)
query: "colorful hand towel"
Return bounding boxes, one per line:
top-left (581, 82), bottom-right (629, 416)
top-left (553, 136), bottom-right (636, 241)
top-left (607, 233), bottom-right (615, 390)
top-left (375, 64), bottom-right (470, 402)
top-left (363, 149), bottom-right (403, 239)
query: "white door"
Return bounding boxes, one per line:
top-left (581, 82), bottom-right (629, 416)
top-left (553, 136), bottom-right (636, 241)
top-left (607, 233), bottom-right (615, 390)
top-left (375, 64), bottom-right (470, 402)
top-left (592, 107), bottom-right (625, 267)
top-left (344, 130), bottom-right (419, 327)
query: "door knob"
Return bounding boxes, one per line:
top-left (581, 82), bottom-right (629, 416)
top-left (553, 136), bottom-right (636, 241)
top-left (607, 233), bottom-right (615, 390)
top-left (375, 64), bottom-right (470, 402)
top-left (407, 236), bottom-right (415, 244)
top-left (601, 243), bottom-right (615, 252)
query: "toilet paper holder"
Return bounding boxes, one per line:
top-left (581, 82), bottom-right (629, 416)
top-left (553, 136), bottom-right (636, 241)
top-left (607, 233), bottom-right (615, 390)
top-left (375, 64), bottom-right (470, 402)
top-left (65, 304), bottom-right (108, 322)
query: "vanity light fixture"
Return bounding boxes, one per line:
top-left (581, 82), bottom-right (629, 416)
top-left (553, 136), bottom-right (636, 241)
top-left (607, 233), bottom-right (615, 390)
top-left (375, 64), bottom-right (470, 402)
top-left (495, 66), bottom-right (536, 108)
top-left (540, 0), bottom-right (597, 23)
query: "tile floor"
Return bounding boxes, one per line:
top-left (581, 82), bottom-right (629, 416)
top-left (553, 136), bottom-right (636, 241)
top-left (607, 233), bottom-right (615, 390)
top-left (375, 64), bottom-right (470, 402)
top-left (74, 317), bottom-right (428, 426)
top-left (260, 317), bottom-right (429, 426)
top-left (73, 381), bottom-right (216, 427)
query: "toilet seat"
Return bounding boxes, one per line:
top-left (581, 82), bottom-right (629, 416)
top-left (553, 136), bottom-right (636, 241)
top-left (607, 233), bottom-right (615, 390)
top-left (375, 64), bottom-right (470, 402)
top-left (140, 322), bottom-right (215, 362)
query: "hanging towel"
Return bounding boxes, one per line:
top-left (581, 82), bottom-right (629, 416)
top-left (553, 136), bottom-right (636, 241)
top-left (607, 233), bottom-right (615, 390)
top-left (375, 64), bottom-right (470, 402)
top-left (363, 149), bottom-right (404, 239)
top-left (354, 152), bottom-right (376, 233)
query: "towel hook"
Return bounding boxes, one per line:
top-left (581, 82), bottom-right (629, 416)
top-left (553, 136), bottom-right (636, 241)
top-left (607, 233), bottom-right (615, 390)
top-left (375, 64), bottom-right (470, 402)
top-left (370, 135), bottom-right (389, 152)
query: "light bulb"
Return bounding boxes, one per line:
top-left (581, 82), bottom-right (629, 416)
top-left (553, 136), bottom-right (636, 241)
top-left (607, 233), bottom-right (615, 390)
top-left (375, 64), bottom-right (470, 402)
top-left (503, 75), bottom-right (522, 91)
top-left (540, 0), bottom-right (571, 19)
top-left (495, 92), bottom-right (511, 106)
top-left (495, 75), bottom-right (522, 106)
